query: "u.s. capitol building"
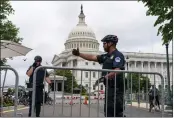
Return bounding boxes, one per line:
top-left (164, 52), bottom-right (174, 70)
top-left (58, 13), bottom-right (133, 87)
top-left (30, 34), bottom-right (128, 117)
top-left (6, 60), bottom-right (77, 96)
top-left (51, 5), bottom-right (173, 92)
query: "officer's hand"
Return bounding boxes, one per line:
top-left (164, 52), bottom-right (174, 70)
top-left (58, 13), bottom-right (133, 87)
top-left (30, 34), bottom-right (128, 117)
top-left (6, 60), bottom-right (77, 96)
top-left (32, 62), bottom-right (37, 68)
top-left (94, 76), bottom-right (105, 87)
top-left (72, 48), bottom-right (80, 56)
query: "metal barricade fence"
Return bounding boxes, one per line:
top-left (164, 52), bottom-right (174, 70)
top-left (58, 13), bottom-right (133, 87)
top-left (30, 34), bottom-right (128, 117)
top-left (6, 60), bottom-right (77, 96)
top-left (0, 66), bottom-right (19, 117)
top-left (31, 66), bottom-right (165, 117)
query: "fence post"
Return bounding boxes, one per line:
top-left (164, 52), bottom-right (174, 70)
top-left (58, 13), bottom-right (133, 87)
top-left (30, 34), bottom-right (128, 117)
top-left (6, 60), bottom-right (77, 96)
top-left (0, 66), bottom-right (19, 117)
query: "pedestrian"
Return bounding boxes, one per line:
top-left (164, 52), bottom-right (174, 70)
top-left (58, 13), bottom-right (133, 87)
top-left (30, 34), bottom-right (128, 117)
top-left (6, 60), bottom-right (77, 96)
top-left (26, 55), bottom-right (52, 117)
top-left (72, 35), bottom-right (125, 117)
top-left (148, 86), bottom-right (160, 112)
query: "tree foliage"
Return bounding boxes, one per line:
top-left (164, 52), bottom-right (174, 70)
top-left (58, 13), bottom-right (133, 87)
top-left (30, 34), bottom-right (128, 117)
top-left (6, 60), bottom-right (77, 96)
top-left (77, 84), bottom-right (87, 95)
top-left (55, 70), bottom-right (86, 95)
top-left (127, 73), bottom-right (151, 93)
top-left (139, 0), bottom-right (173, 44)
top-left (0, 0), bottom-right (23, 66)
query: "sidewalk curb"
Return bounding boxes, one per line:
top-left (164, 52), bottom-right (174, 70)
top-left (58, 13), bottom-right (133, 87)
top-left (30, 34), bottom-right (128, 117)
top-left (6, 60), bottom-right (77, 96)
top-left (2, 107), bottom-right (29, 113)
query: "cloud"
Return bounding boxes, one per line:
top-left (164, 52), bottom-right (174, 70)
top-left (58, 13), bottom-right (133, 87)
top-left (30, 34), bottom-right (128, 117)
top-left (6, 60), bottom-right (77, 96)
top-left (2, 1), bottom-right (172, 86)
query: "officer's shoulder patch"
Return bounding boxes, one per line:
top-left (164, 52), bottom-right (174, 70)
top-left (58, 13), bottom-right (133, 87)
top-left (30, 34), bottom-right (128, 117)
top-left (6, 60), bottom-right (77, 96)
top-left (115, 57), bottom-right (121, 62)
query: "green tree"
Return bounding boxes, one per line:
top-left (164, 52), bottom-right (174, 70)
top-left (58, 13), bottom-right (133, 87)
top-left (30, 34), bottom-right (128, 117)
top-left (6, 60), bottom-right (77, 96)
top-left (140, 76), bottom-right (151, 93)
top-left (77, 84), bottom-right (87, 95)
top-left (139, 0), bottom-right (173, 44)
top-left (127, 73), bottom-right (151, 93)
top-left (55, 70), bottom-right (78, 93)
top-left (0, 0), bottom-right (23, 66)
top-left (7, 88), bottom-right (14, 95)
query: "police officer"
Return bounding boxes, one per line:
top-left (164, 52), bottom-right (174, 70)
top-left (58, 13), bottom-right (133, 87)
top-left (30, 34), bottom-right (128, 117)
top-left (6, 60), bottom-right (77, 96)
top-left (72, 35), bottom-right (125, 117)
top-left (26, 55), bottom-right (52, 117)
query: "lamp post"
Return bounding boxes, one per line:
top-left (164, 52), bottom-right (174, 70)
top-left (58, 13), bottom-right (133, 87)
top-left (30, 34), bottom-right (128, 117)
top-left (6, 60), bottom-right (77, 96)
top-left (126, 56), bottom-right (131, 104)
top-left (165, 43), bottom-right (172, 110)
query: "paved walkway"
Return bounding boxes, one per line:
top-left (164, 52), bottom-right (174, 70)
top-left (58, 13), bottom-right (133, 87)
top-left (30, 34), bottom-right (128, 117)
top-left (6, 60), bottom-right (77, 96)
top-left (1, 104), bottom-right (173, 117)
top-left (127, 102), bottom-right (173, 113)
top-left (2, 105), bottom-right (25, 112)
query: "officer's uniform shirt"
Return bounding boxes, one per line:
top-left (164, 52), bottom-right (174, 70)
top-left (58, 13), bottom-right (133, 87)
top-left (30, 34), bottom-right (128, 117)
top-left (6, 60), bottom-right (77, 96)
top-left (26, 65), bottom-right (49, 86)
top-left (97, 49), bottom-right (125, 92)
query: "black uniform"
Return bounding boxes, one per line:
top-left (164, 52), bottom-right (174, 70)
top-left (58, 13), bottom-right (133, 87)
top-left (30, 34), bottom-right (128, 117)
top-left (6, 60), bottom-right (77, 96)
top-left (97, 49), bottom-right (125, 117)
top-left (26, 65), bottom-right (49, 117)
top-left (149, 87), bottom-right (160, 110)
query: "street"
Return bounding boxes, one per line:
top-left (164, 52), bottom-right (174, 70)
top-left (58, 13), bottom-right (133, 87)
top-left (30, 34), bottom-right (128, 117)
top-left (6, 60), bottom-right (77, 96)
top-left (2, 102), bottom-right (173, 117)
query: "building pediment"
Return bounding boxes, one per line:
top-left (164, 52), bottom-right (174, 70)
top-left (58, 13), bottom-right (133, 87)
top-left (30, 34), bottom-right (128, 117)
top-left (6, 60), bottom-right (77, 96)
top-left (52, 55), bottom-right (59, 64)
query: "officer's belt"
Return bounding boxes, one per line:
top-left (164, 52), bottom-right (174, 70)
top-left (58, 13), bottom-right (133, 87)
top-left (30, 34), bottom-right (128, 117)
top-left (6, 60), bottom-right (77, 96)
top-left (107, 86), bottom-right (124, 93)
top-left (27, 83), bottom-right (44, 89)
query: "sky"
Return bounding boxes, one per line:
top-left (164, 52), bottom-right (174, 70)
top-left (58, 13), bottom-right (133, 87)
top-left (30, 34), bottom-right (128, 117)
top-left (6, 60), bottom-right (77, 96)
top-left (1, 1), bottom-right (172, 86)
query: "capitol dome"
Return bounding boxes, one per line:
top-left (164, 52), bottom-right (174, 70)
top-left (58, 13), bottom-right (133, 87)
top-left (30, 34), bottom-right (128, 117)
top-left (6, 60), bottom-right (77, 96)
top-left (64, 5), bottom-right (99, 51)
top-left (68, 25), bottom-right (96, 39)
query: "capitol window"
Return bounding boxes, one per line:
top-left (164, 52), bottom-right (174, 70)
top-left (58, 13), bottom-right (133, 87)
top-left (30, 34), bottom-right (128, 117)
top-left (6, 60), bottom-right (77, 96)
top-left (73, 59), bottom-right (77, 67)
top-left (62, 62), bottom-right (66, 67)
top-left (93, 72), bottom-right (96, 78)
top-left (165, 85), bottom-right (168, 89)
top-left (85, 72), bottom-right (88, 78)
top-left (86, 84), bottom-right (88, 88)
top-left (93, 84), bottom-right (95, 90)
top-left (80, 43), bottom-right (82, 47)
top-left (101, 85), bottom-right (103, 90)
top-left (85, 62), bottom-right (88, 65)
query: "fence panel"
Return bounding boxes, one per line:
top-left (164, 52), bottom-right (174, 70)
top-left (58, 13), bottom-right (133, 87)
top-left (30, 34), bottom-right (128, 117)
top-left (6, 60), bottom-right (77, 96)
top-left (0, 66), bottom-right (19, 117)
top-left (31, 66), bottom-right (165, 117)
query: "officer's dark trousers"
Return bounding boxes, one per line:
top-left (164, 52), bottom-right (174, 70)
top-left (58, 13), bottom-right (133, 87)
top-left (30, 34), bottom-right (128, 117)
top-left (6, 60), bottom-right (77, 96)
top-left (28, 87), bottom-right (43, 117)
top-left (104, 87), bottom-right (124, 117)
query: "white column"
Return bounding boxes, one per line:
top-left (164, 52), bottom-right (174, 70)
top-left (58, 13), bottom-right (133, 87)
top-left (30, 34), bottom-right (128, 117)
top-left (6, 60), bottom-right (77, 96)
top-left (71, 60), bottom-right (73, 67)
top-left (161, 62), bottom-right (164, 75)
top-left (161, 62), bottom-right (164, 86)
top-left (68, 61), bottom-right (70, 67)
top-left (154, 62), bottom-right (157, 86)
top-left (70, 61), bottom-right (72, 67)
top-left (134, 61), bottom-right (137, 71)
top-left (154, 62), bottom-right (157, 72)
top-left (148, 62), bottom-right (150, 72)
top-left (148, 62), bottom-right (151, 81)
top-left (141, 61), bottom-right (143, 72)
